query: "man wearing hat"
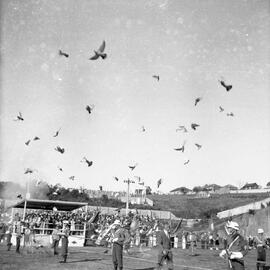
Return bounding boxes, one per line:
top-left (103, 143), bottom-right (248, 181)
top-left (156, 223), bottom-right (173, 270)
top-left (111, 220), bottom-right (126, 270)
top-left (254, 228), bottom-right (267, 270)
top-left (219, 221), bottom-right (248, 270)
top-left (58, 222), bottom-right (70, 263)
top-left (14, 219), bottom-right (23, 254)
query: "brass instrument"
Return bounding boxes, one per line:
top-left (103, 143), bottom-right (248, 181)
top-left (95, 223), bottom-right (115, 245)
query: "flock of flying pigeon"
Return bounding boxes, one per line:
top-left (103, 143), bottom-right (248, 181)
top-left (171, 77), bottom-right (233, 165)
top-left (14, 39), bottom-right (234, 198)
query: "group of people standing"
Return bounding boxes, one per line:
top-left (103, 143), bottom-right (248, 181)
top-left (1, 216), bottom-right (269, 269)
top-left (219, 221), bottom-right (269, 270)
top-left (1, 218), bottom-right (71, 264)
top-left (109, 219), bottom-right (269, 270)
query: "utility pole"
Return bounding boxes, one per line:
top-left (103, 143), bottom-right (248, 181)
top-left (23, 179), bottom-right (31, 221)
top-left (124, 179), bottom-right (135, 216)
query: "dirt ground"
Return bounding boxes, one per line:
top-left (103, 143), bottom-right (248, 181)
top-left (0, 243), bottom-right (268, 270)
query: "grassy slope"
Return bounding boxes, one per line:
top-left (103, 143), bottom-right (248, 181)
top-left (148, 193), bottom-right (270, 218)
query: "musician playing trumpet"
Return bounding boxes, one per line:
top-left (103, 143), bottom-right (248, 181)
top-left (111, 220), bottom-right (126, 270)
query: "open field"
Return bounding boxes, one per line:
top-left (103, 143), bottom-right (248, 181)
top-left (0, 244), bottom-right (269, 270)
top-left (148, 194), bottom-right (270, 218)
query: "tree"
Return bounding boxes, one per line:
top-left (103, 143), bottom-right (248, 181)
top-left (193, 186), bottom-right (203, 193)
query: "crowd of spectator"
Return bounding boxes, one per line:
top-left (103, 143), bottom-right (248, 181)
top-left (0, 208), bottom-right (270, 253)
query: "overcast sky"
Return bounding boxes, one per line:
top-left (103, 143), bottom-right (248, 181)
top-left (0, 0), bottom-right (269, 194)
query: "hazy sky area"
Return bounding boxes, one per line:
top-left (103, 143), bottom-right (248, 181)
top-left (0, 0), bottom-right (269, 194)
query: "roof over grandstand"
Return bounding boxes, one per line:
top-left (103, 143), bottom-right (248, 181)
top-left (11, 199), bottom-right (87, 211)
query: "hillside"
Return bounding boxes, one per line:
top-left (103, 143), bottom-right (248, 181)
top-left (148, 193), bottom-right (270, 219)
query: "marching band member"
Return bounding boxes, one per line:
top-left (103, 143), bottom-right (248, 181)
top-left (156, 223), bottom-right (173, 270)
top-left (219, 221), bottom-right (248, 270)
top-left (15, 219), bottom-right (23, 254)
top-left (111, 220), bottom-right (126, 270)
top-left (254, 228), bottom-right (267, 270)
top-left (58, 222), bottom-right (70, 263)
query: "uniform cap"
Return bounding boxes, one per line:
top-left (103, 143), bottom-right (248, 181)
top-left (258, 228), bottom-right (264, 234)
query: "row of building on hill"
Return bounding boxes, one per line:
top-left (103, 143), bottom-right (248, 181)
top-left (170, 182), bottom-right (270, 195)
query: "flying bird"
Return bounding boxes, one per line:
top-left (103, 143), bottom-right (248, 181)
top-left (128, 163), bottom-right (138, 171)
top-left (55, 146), bottom-right (65, 154)
top-left (53, 128), bottom-right (61, 137)
top-left (57, 166), bottom-right (63, 172)
top-left (59, 49), bottom-right (69, 58)
top-left (36, 180), bottom-right (42, 186)
top-left (114, 177), bottom-right (119, 182)
top-left (152, 75), bottom-right (160, 81)
top-left (25, 140), bottom-right (31, 146)
top-left (17, 194), bottom-right (23, 199)
top-left (227, 112), bottom-right (234, 117)
top-left (219, 80), bottom-right (232, 91)
top-left (176, 125), bottom-right (188, 133)
top-left (141, 126), bottom-right (146, 132)
top-left (184, 160), bottom-right (190, 165)
top-left (69, 176), bottom-right (75, 181)
top-left (191, 123), bottom-right (200, 130)
top-left (24, 168), bottom-right (34, 174)
top-left (157, 178), bottom-right (162, 188)
top-left (174, 142), bottom-right (185, 152)
top-left (81, 157), bottom-right (93, 167)
top-left (89, 40), bottom-right (107, 60)
top-left (195, 97), bottom-right (202, 106)
top-left (33, 136), bottom-right (40, 141)
top-left (219, 106), bottom-right (224, 112)
top-left (86, 105), bottom-right (95, 114)
top-left (195, 143), bottom-right (202, 150)
top-left (14, 112), bottom-right (24, 121)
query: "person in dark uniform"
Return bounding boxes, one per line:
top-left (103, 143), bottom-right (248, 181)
top-left (58, 222), bottom-right (70, 263)
top-left (112, 220), bottom-right (126, 270)
top-left (156, 223), bottom-right (173, 270)
top-left (0, 220), bottom-right (6, 243)
top-left (15, 219), bottom-right (23, 254)
top-left (219, 221), bottom-right (248, 270)
top-left (254, 228), bottom-right (267, 270)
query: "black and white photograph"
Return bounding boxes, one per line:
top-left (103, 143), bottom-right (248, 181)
top-left (0, 0), bottom-right (269, 269)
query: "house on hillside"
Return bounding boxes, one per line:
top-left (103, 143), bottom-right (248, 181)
top-left (170, 187), bottom-right (191, 195)
top-left (224, 184), bottom-right (238, 190)
top-left (241, 183), bottom-right (259, 190)
top-left (202, 184), bottom-right (221, 192)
